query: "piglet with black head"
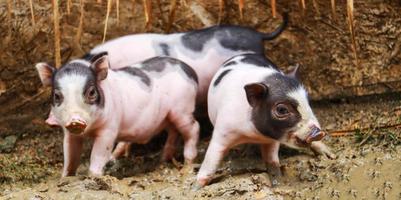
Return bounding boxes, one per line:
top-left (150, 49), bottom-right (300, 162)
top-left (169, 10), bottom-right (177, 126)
top-left (195, 53), bottom-right (335, 188)
top-left (36, 53), bottom-right (200, 177)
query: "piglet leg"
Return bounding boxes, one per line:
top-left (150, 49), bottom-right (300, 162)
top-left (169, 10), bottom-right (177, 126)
top-left (169, 114), bottom-right (200, 165)
top-left (89, 131), bottom-right (116, 176)
top-left (62, 133), bottom-right (83, 177)
top-left (196, 131), bottom-right (231, 188)
top-left (161, 126), bottom-right (179, 162)
top-left (111, 142), bottom-right (131, 161)
top-left (260, 141), bottom-right (282, 186)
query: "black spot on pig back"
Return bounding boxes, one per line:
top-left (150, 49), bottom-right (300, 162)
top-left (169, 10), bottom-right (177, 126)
top-left (181, 27), bottom-right (215, 51)
top-left (240, 54), bottom-right (278, 69)
top-left (178, 62), bottom-right (198, 84)
top-left (159, 43), bottom-right (170, 56)
top-left (143, 57), bottom-right (198, 83)
top-left (216, 26), bottom-right (265, 53)
top-left (213, 69), bottom-right (232, 87)
top-left (118, 67), bottom-right (151, 86)
top-left (142, 57), bottom-right (167, 72)
top-left (182, 26), bottom-right (265, 53)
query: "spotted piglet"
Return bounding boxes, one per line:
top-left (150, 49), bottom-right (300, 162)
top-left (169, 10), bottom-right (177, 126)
top-left (35, 53), bottom-right (199, 176)
top-left (196, 53), bottom-right (334, 187)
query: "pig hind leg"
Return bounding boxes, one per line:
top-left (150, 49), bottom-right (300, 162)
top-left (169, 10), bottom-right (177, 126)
top-left (168, 106), bottom-right (199, 164)
top-left (260, 141), bottom-right (282, 186)
top-left (111, 142), bottom-right (132, 161)
top-left (161, 126), bottom-right (179, 161)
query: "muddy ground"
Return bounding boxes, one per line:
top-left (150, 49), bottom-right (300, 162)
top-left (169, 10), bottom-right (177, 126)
top-left (0, 0), bottom-right (401, 199)
top-left (1, 93), bottom-right (401, 200)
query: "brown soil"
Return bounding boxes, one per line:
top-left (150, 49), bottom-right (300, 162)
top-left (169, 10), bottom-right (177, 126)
top-left (0, 0), bottom-right (400, 200)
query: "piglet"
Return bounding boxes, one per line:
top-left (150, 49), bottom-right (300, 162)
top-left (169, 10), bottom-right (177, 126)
top-left (36, 53), bottom-right (200, 176)
top-left (196, 53), bottom-right (335, 188)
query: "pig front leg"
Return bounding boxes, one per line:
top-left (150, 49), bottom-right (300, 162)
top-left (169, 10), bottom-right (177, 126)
top-left (62, 133), bottom-right (84, 177)
top-left (260, 142), bottom-right (282, 186)
top-left (161, 126), bottom-right (179, 161)
top-left (310, 141), bottom-right (336, 159)
top-left (89, 130), bottom-right (117, 176)
top-left (196, 130), bottom-right (232, 188)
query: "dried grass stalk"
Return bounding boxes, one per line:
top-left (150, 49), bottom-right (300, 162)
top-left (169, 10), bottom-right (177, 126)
top-left (67, 0), bottom-right (72, 15)
top-left (75, 0), bottom-right (85, 47)
top-left (52, 0), bottom-right (61, 67)
top-left (102, 0), bottom-right (112, 43)
top-left (300, 0), bottom-right (306, 10)
top-left (7, 0), bottom-right (12, 34)
top-left (238, 0), bottom-right (244, 20)
top-left (29, 0), bottom-right (35, 25)
top-left (166, 0), bottom-right (177, 33)
top-left (218, 0), bottom-right (224, 23)
top-left (143, 0), bottom-right (152, 29)
top-left (347, 0), bottom-right (359, 66)
top-left (156, 0), bottom-right (166, 26)
top-left (116, 0), bottom-right (120, 25)
top-left (271, 0), bottom-right (276, 18)
top-left (132, 0), bottom-right (136, 15)
top-left (312, 0), bottom-right (320, 16)
top-left (97, 0), bottom-right (102, 3)
top-left (331, 0), bottom-right (336, 20)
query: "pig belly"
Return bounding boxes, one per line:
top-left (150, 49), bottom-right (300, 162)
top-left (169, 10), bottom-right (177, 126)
top-left (117, 120), bottom-right (169, 144)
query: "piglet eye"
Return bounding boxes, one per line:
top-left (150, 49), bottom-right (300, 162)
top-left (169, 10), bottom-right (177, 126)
top-left (53, 90), bottom-right (63, 106)
top-left (85, 86), bottom-right (98, 104)
top-left (273, 104), bottom-right (290, 119)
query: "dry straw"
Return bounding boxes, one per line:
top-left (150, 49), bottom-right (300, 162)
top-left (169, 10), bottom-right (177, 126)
top-left (143, 0), bottom-right (152, 30)
top-left (347, 0), bottom-right (359, 67)
top-left (52, 0), bottom-right (61, 67)
top-left (331, 0), bottom-right (336, 20)
top-left (238, 0), bottom-right (244, 20)
top-left (116, 0), bottom-right (120, 25)
top-left (218, 0), bottom-right (224, 23)
top-left (7, 0), bottom-right (12, 34)
top-left (29, 0), bottom-right (35, 25)
top-left (75, 0), bottom-right (85, 48)
top-left (67, 0), bottom-right (72, 15)
top-left (271, 0), bottom-right (276, 18)
top-left (102, 0), bottom-right (112, 43)
top-left (166, 0), bottom-right (178, 33)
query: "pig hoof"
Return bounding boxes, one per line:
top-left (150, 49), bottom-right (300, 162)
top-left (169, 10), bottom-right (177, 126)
top-left (191, 182), bottom-right (204, 191)
top-left (266, 165), bottom-right (282, 187)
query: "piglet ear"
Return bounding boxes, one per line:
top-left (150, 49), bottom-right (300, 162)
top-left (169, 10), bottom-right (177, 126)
top-left (91, 54), bottom-right (109, 81)
top-left (287, 64), bottom-right (300, 80)
top-left (35, 63), bottom-right (56, 87)
top-left (244, 83), bottom-right (268, 107)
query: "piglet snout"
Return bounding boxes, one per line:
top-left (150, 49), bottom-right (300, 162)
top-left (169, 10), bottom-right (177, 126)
top-left (66, 116), bottom-right (87, 134)
top-left (305, 126), bottom-right (326, 144)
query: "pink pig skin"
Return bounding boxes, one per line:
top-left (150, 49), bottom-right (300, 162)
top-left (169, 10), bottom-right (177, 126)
top-left (62, 59), bottom-right (199, 176)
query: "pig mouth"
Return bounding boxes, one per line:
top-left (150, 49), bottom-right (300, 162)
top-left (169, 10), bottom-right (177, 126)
top-left (66, 121), bottom-right (87, 134)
